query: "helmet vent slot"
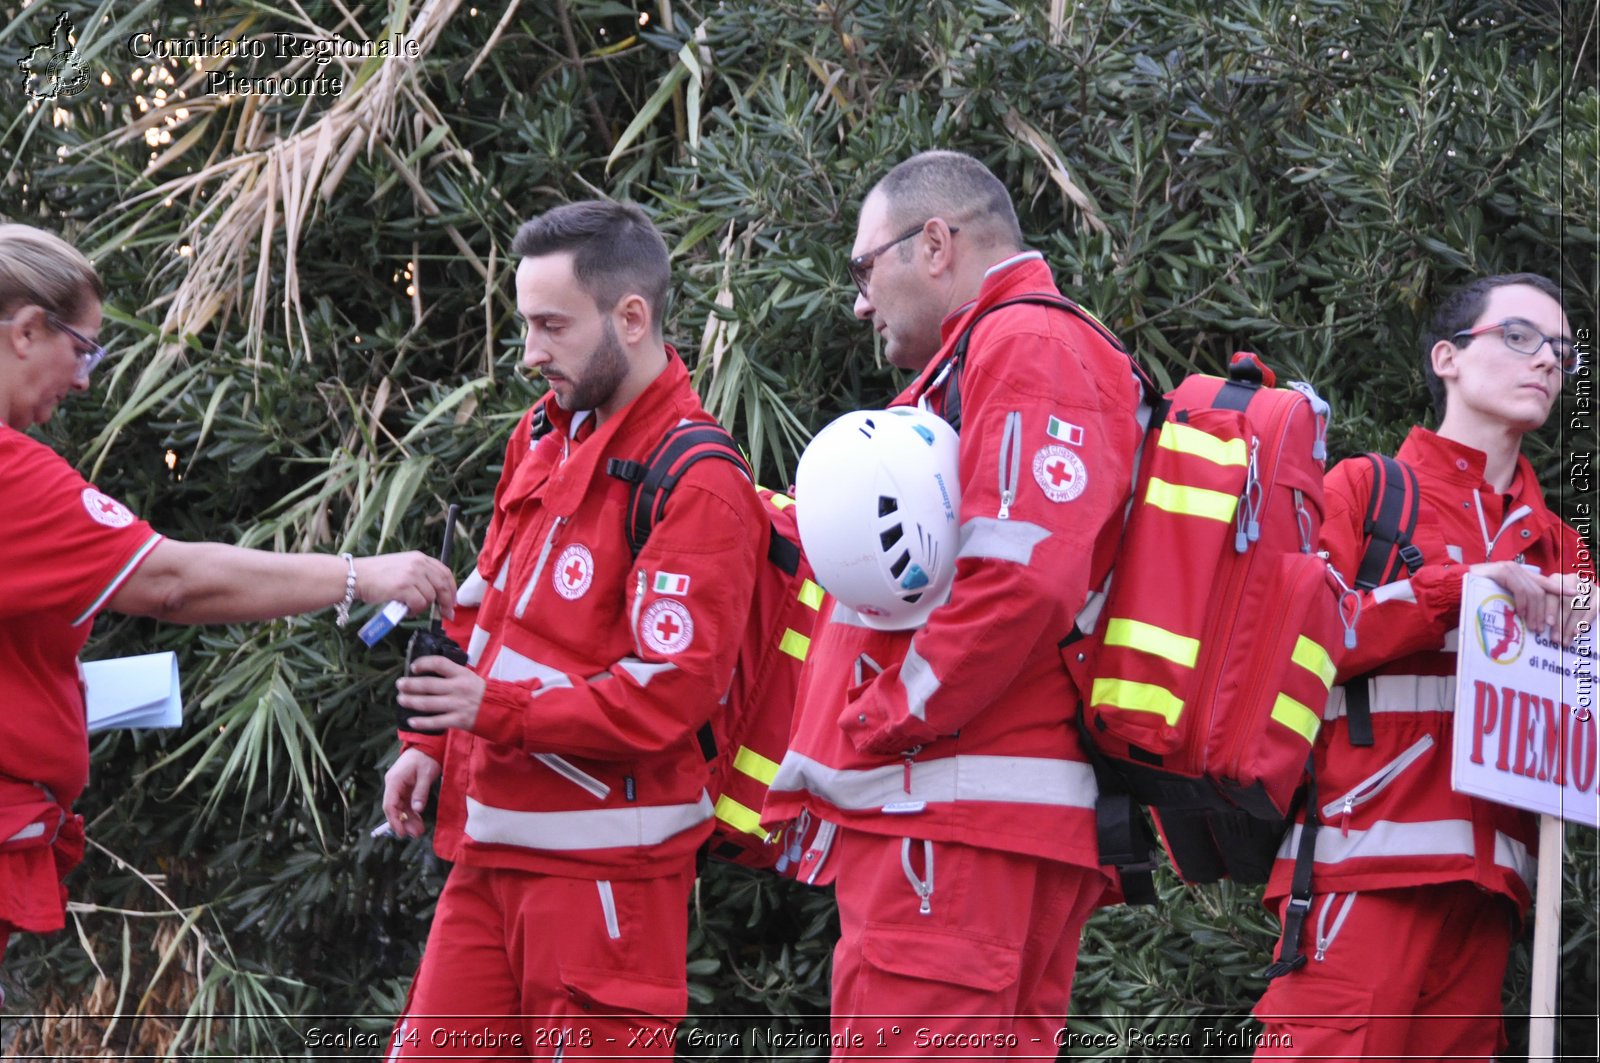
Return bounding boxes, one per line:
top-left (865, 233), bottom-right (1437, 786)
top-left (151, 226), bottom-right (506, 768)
top-left (879, 524), bottom-right (903, 551)
top-left (878, 495), bottom-right (898, 517)
top-left (889, 551), bottom-right (910, 579)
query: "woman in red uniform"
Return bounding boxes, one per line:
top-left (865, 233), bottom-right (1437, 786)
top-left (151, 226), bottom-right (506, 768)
top-left (0, 223), bottom-right (456, 984)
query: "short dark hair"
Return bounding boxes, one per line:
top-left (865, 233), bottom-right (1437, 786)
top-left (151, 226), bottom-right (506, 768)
top-left (510, 201), bottom-right (671, 334)
top-left (1421, 272), bottom-right (1563, 421)
top-left (873, 150), bottom-right (1024, 252)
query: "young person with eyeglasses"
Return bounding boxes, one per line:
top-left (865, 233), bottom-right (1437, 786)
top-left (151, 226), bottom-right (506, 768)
top-left (0, 223), bottom-right (456, 988)
top-left (1252, 273), bottom-right (1593, 1060)
top-left (763, 151), bottom-right (1146, 1055)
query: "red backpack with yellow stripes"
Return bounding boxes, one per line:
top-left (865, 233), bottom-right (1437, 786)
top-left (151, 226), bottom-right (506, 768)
top-left (1062, 352), bottom-right (1351, 895)
top-left (607, 422), bottom-right (828, 880)
top-left (941, 298), bottom-right (1350, 898)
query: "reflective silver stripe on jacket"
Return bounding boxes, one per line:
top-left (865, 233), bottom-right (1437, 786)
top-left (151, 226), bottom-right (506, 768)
top-left (466, 625), bottom-right (491, 667)
top-left (1279, 817), bottom-right (1473, 863)
top-left (1323, 674), bottom-right (1456, 720)
top-left (958, 516), bottom-right (1051, 566)
top-left (4, 821), bottom-right (45, 844)
top-left (611, 657), bottom-right (677, 687)
top-left (1494, 831), bottom-right (1535, 888)
top-left (901, 644), bottom-right (940, 721)
top-left (770, 752), bottom-right (1097, 811)
top-left (488, 645), bottom-right (574, 693)
top-left (463, 793), bottom-right (713, 851)
top-left (1276, 819), bottom-right (1535, 892)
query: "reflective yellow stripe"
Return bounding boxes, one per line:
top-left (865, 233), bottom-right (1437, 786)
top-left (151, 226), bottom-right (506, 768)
top-left (797, 578), bottom-right (824, 610)
top-left (1271, 693), bottom-right (1321, 744)
top-left (733, 745), bottom-right (780, 785)
top-left (1144, 478), bottom-right (1239, 523)
top-left (779, 628), bottom-right (811, 660)
top-left (1157, 421), bottom-right (1248, 467)
top-left (1090, 677), bottom-right (1184, 726)
top-left (713, 793), bottom-right (768, 838)
top-left (1292, 635), bottom-right (1337, 690)
top-left (1103, 617), bottom-right (1200, 669)
top-left (766, 492), bottom-right (795, 510)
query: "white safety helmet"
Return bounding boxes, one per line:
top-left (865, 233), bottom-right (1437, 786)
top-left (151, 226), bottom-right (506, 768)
top-left (795, 407), bottom-right (962, 631)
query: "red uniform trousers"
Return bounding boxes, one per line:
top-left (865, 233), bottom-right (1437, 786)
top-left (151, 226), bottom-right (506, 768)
top-left (1253, 881), bottom-right (1513, 1062)
top-left (391, 864), bottom-right (693, 1061)
top-left (828, 828), bottom-right (1106, 1059)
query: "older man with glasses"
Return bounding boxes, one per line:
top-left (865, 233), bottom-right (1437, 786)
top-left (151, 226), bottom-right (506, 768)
top-left (0, 223), bottom-right (456, 988)
top-left (765, 150), bottom-right (1147, 1056)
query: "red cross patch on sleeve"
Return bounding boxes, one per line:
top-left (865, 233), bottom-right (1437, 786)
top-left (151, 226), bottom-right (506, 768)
top-left (640, 598), bottom-right (695, 655)
top-left (81, 488), bottom-right (135, 528)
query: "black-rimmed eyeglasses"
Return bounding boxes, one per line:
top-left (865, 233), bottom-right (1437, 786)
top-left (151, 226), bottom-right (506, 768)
top-left (1453, 317), bottom-right (1581, 376)
top-left (848, 222), bottom-right (959, 299)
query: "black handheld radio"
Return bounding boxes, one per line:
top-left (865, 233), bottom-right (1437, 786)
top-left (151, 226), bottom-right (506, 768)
top-left (399, 504), bottom-right (469, 728)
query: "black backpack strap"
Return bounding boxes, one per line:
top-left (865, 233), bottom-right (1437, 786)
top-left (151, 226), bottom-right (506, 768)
top-left (1345, 455), bottom-right (1423, 747)
top-left (1264, 759), bottom-right (1318, 979)
top-left (605, 422), bottom-right (752, 557)
top-left (1355, 454), bottom-right (1423, 591)
top-left (936, 294), bottom-right (1145, 432)
top-left (1074, 701), bottom-right (1160, 905)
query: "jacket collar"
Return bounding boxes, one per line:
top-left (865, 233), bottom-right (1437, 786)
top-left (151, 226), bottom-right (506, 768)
top-left (1395, 425), bottom-right (1557, 538)
top-left (538, 345), bottom-right (698, 517)
top-left (902, 253), bottom-right (1054, 403)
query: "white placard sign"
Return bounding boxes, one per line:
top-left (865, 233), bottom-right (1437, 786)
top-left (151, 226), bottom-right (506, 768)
top-left (1452, 574), bottom-right (1598, 828)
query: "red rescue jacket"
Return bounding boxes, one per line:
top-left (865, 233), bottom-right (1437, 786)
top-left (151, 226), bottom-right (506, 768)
top-left (404, 352), bottom-right (765, 879)
top-left (764, 255), bottom-right (1146, 869)
top-left (1266, 427), bottom-right (1590, 910)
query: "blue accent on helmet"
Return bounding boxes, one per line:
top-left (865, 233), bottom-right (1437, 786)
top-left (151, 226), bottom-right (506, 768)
top-left (912, 425), bottom-right (935, 445)
top-left (899, 564), bottom-right (931, 590)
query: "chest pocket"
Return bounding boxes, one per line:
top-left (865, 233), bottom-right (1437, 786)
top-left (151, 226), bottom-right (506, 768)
top-left (504, 478), bottom-right (634, 662)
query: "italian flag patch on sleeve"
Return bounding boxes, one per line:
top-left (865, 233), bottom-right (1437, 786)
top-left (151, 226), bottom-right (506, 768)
top-left (1047, 415), bottom-right (1085, 446)
top-left (653, 571), bottom-right (691, 596)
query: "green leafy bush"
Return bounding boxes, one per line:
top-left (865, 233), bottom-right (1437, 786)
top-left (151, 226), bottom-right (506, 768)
top-left (1, 0), bottom-right (1592, 1057)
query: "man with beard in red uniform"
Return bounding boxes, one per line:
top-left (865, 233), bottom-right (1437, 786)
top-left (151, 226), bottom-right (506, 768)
top-left (764, 151), bottom-right (1146, 1055)
top-left (381, 201), bottom-right (765, 1058)
top-left (0, 224), bottom-right (455, 994)
top-left (1253, 273), bottom-right (1593, 1061)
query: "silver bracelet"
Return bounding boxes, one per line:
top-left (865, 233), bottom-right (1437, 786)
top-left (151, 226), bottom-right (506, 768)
top-left (335, 552), bottom-right (357, 627)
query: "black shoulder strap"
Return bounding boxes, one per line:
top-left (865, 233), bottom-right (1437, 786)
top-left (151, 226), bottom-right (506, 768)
top-left (1345, 454), bottom-right (1422, 748)
top-left (1263, 759), bottom-right (1318, 980)
top-left (938, 294), bottom-right (1148, 432)
top-left (1355, 453), bottom-right (1423, 591)
top-left (528, 400), bottom-right (555, 443)
top-left (606, 422), bottom-right (751, 558)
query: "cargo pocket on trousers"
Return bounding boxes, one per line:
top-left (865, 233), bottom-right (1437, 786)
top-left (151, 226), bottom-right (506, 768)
top-left (559, 962), bottom-right (687, 1023)
top-left (857, 923), bottom-right (1020, 1011)
top-left (1253, 970), bottom-right (1377, 1038)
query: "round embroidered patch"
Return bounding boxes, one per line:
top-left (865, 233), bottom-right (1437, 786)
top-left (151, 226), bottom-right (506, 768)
top-left (640, 599), bottom-right (695, 656)
top-left (552, 543), bottom-right (595, 600)
top-left (1031, 445), bottom-right (1088, 502)
top-left (81, 488), bottom-right (134, 528)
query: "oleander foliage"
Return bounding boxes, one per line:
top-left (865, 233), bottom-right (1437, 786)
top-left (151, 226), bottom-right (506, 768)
top-left (1, 0), bottom-right (1594, 1057)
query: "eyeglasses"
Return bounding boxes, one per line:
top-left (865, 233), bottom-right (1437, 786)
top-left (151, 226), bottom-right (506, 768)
top-left (1452, 317), bottom-right (1581, 375)
top-left (848, 222), bottom-right (958, 299)
top-left (47, 314), bottom-right (108, 380)
top-left (0, 312), bottom-right (108, 380)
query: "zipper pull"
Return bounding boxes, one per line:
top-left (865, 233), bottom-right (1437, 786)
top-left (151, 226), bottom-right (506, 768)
top-left (1314, 935), bottom-right (1331, 962)
top-left (1293, 489), bottom-right (1313, 553)
top-left (901, 745), bottom-right (922, 793)
top-left (1325, 561), bottom-right (1361, 650)
top-left (998, 490), bottom-right (1013, 521)
top-left (1340, 795), bottom-right (1354, 837)
top-left (630, 569), bottom-right (648, 655)
top-left (1246, 437), bottom-right (1262, 543)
